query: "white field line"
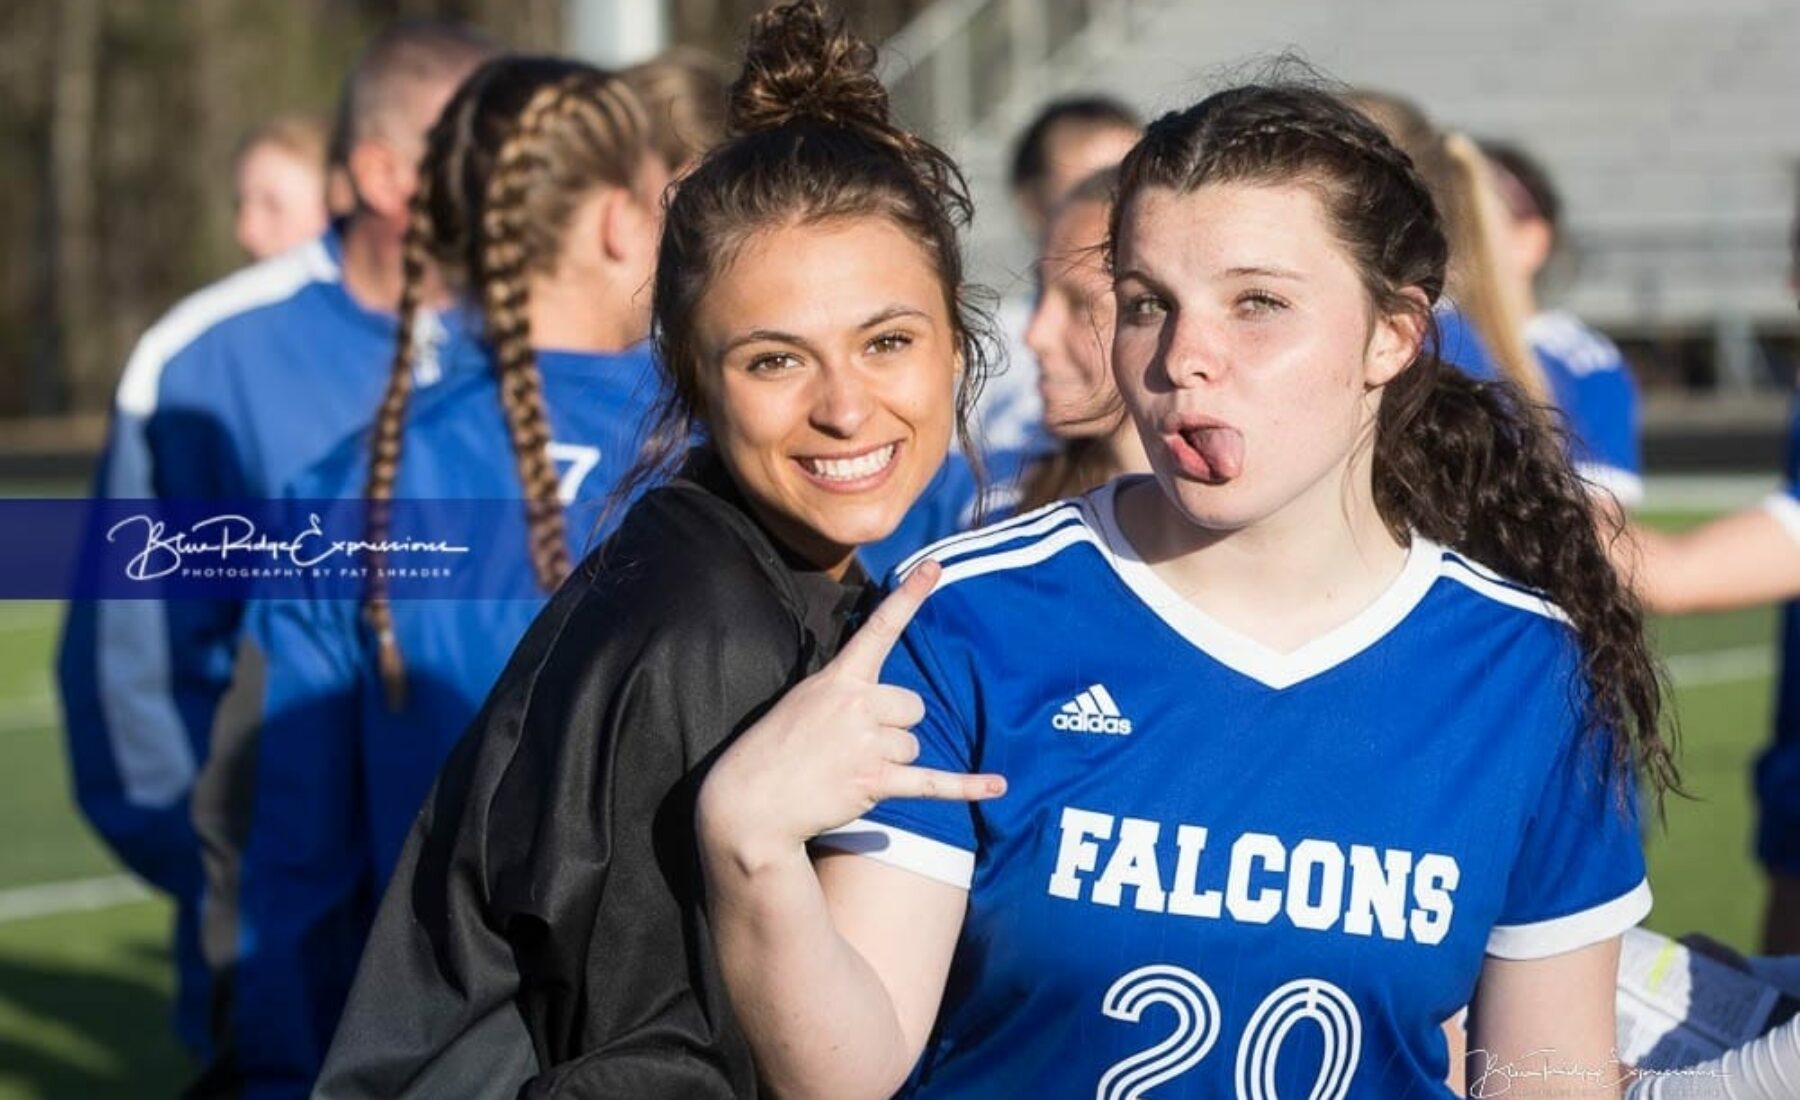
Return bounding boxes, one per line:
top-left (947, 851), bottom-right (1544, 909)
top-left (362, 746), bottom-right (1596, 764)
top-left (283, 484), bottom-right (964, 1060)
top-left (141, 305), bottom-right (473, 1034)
top-left (0, 644), bottom-right (1778, 925)
top-left (1664, 645), bottom-right (1775, 689)
top-left (0, 693), bottom-right (54, 735)
top-left (0, 874), bottom-right (150, 926)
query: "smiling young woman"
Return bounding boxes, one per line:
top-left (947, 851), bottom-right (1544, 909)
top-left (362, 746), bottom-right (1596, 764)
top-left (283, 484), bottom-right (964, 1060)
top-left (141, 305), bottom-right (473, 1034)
top-left (311, 4), bottom-right (987, 1098)
top-left (696, 83), bottom-right (1679, 1100)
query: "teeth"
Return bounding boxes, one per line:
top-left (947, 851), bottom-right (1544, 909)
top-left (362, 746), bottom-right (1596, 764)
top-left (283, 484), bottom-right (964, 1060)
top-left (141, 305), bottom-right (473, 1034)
top-left (803, 444), bottom-right (896, 482)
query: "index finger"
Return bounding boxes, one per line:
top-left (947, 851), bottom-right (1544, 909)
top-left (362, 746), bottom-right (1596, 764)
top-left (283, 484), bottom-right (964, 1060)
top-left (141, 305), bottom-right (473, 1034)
top-left (831, 558), bottom-right (940, 682)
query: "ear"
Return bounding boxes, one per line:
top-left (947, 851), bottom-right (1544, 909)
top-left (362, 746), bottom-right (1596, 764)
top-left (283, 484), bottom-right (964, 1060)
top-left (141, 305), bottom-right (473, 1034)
top-left (1516, 217), bottom-right (1555, 280)
top-left (347, 140), bottom-right (411, 222)
top-left (597, 186), bottom-right (645, 265)
top-left (1365, 288), bottom-right (1429, 387)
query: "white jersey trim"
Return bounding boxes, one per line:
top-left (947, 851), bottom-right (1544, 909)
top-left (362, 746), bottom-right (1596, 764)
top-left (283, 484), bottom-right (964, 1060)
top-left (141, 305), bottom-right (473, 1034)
top-left (812, 819), bottom-right (974, 890)
top-left (897, 498), bottom-right (1083, 577)
top-left (1763, 492), bottom-right (1800, 547)
top-left (116, 238), bottom-right (338, 418)
top-left (1576, 462), bottom-right (1645, 509)
top-left (1486, 877), bottom-right (1652, 960)
top-left (1085, 480), bottom-right (1445, 691)
top-left (1439, 555), bottom-right (1570, 624)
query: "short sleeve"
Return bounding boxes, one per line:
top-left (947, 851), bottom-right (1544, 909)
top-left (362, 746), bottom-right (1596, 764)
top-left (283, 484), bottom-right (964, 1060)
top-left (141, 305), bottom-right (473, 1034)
top-left (1567, 369), bottom-right (1645, 508)
top-left (1764, 489), bottom-right (1800, 547)
top-left (812, 592), bottom-right (978, 890)
top-left (1486, 726), bottom-right (1652, 960)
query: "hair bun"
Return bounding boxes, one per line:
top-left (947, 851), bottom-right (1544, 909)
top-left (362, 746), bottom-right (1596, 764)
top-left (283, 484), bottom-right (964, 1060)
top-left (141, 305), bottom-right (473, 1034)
top-left (729, 1), bottom-right (890, 137)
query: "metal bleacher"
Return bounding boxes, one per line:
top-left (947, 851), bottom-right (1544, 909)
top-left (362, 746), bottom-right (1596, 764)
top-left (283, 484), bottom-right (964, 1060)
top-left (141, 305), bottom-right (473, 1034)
top-left (882, 0), bottom-right (1800, 348)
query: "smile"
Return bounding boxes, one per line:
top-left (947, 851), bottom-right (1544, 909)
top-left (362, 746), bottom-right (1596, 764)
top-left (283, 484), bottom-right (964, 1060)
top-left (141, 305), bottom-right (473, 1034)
top-left (795, 441), bottom-right (901, 490)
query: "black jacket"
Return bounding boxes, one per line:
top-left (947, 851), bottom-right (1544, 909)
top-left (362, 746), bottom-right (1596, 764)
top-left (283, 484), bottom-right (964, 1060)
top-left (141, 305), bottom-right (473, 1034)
top-left (314, 456), bottom-right (869, 1099)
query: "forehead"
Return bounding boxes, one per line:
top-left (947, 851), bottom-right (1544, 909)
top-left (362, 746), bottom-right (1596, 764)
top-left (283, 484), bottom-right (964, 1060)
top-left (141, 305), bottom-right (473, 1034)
top-left (1116, 182), bottom-right (1345, 276)
top-left (1041, 200), bottom-right (1111, 282)
top-left (699, 216), bottom-right (948, 339)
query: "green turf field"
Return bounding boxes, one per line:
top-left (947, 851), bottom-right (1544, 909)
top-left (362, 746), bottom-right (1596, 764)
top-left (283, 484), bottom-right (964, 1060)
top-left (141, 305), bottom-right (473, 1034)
top-left (0, 512), bottom-right (1779, 1098)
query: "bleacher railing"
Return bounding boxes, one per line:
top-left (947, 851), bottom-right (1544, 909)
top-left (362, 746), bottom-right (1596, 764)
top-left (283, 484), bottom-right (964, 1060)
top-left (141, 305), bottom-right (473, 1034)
top-left (879, 0), bottom-right (1158, 142)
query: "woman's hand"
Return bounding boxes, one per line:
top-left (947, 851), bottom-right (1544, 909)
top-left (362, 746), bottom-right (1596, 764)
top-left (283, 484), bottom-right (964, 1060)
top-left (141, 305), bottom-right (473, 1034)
top-left (697, 560), bottom-right (1006, 873)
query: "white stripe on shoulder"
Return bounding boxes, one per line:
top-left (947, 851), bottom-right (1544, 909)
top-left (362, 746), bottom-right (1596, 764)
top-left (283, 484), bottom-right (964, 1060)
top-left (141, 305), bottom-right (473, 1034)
top-left (896, 497), bottom-right (1086, 576)
top-left (1486, 878), bottom-right (1652, 960)
top-left (1439, 554), bottom-right (1570, 623)
top-left (116, 238), bottom-right (338, 417)
top-left (811, 819), bottom-right (974, 890)
top-left (932, 520), bottom-right (1099, 591)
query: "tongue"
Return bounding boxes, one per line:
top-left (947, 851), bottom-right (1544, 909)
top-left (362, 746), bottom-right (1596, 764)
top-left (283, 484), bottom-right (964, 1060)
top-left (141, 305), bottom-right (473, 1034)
top-left (1184, 427), bottom-right (1245, 482)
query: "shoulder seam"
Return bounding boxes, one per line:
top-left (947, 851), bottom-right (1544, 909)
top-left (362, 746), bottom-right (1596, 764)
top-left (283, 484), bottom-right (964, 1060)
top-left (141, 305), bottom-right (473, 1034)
top-left (117, 240), bottom-right (339, 417)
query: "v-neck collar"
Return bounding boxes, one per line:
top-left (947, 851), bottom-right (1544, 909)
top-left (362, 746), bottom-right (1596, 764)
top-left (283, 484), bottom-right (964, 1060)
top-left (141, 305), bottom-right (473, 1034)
top-left (1083, 478), bottom-right (1444, 690)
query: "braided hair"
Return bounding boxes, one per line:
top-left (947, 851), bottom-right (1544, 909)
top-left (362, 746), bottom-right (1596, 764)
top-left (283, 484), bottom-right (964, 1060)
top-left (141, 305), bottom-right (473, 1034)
top-left (614, 0), bottom-right (995, 510)
top-left (364, 56), bottom-right (652, 708)
top-left (1109, 84), bottom-right (1678, 805)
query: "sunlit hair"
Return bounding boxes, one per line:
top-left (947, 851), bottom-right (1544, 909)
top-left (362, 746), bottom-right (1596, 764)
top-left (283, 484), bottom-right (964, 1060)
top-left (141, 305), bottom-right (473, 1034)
top-left (1346, 90), bottom-right (1549, 405)
top-left (362, 57), bottom-right (652, 708)
top-left (1109, 82), bottom-right (1678, 804)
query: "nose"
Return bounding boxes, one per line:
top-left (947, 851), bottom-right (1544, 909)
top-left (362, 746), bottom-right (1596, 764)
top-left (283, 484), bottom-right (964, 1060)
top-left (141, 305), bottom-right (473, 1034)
top-left (809, 358), bottom-right (876, 438)
top-left (1024, 292), bottom-right (1064, 367)
top-left (1158, 314), bottom-right (1226, 391)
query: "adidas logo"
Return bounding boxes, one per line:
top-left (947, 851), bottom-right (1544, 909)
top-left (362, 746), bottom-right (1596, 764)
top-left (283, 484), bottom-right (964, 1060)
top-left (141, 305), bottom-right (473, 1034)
top-left (1051, 684), bottom-right (1134, 735)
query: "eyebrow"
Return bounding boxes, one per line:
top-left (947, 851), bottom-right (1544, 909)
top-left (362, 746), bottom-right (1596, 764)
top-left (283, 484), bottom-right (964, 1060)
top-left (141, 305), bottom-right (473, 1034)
top-left (719, 305), bottom-right (932, 356)
top-left (1223, 264), bottom-right (1305, 281)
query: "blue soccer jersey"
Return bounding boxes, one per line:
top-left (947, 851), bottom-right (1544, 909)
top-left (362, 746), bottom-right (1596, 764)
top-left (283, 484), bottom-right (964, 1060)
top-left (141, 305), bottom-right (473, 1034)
top-left (219, 343), bottom-right (662, 1094)
top-left (55, 226), bottom-right (469, 1052)
top-left (1529, 310), bottom-right (1644, 508)
top-left (820, 480), bottom-right (1650, 1098)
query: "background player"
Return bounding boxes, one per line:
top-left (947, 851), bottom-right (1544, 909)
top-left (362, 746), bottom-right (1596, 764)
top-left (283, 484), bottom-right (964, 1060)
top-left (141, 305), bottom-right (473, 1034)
top-left (231, 114), bottom-right (331, 261)
top-left (699, 82), bottom-right (1677, 1098)
top-left (1016, 167), bottom-right (1150, 511)
top-left (55, 19), bottom-right (497, 1054)
top-left (976, 95), bottom-right (1144, 460)
top-left (1485, 139), bottom-right (1646, 511)
top-left (189, 57), bottom-right (670, 1098)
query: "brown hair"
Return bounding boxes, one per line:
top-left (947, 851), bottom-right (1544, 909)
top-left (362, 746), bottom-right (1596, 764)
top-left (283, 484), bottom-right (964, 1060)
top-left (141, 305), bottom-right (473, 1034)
top-left (363, 56), bottom-right (651, 708)
top-left (1109, 84), bottom-right (1677, 803)
top-left (616, 0), bottom-right (993, 510)
top-left (1347, 91), bottom-right (1549, 406)
top-left (625, 46), bottom-right (734, 171)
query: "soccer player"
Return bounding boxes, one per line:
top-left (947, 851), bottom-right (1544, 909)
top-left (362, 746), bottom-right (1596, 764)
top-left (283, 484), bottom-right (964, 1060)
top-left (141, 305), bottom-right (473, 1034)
top-left (188, 57), bottom-right (669, 1098)
top-left (976, 96), bottom-right (1146, 462)
top-left (232, 113), bottom-right (332, 262)
top-left (55, 20), bottom-right (496, 1054)
top-left (1485, 140), bottom-right (1645, 511)
top-left (312, 5), bottom-right (986, 1096)
top-left (700, 83), bottom-right (1677, 1098)
top-left (1016, 166), bottom-right (1150, 511)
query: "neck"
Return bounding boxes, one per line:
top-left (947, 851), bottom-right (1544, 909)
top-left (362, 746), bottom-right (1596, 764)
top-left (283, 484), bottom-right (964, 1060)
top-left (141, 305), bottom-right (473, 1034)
top-left (338, 212), bottom-right (410, 313)
top-left (1118, 447), bottom-right (1407, 653)
top-left (526, 270), bottom-right (644, 353)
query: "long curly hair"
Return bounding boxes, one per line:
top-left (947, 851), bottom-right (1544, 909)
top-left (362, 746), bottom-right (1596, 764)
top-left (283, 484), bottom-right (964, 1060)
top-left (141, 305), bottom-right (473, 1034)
top-left (1109, 83), bottom-right (1679, 805)
top-left (362, 56), bottom-right (652, 709)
